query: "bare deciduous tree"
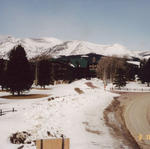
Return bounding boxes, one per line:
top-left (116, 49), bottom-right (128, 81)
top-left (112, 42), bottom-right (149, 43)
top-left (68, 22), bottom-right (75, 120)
top-left (96, 56), bottom-right (126, 84)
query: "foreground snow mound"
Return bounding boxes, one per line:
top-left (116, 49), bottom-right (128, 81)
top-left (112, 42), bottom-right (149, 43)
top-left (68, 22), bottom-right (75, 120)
top-left (0, 79), bottom-right (127, 149)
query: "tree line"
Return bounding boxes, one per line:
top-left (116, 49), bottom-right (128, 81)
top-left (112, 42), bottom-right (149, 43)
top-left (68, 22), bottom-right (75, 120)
top-left (0, 45), bottom-right (75, 95)
top-left (0, 45), bottom-right (150, 95)
top-left (96, 56), bottom-right (150, 89)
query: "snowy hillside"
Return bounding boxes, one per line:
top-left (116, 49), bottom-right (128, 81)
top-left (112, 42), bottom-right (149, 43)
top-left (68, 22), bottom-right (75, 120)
top-left (48, 40), bottom-right (140, 58)
top-left (0, 35), bottom-right (147, 59)
top-left (0, 36), bottom-right (62, 59)
top-left (137, 50), bottom-right (150, 59)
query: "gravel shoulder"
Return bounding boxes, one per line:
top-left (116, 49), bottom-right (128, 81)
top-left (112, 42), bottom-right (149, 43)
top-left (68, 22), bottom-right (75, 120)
top-left (103, 92), bottom-right (150, 149)
top-left (123, 92), bottom-right (150, 149)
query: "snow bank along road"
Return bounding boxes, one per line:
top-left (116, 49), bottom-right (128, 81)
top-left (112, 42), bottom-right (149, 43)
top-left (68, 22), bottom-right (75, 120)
top-left (124, 93), bottom-right (150, 149)
top-left (0, 79), bottom-right (129, 149)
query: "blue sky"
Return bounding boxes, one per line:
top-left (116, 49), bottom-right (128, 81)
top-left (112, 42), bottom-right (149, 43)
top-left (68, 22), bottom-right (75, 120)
top-left (0, 0), bottom-right (150, 50)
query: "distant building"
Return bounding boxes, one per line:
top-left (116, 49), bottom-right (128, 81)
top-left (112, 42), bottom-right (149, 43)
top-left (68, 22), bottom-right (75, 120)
top-left (53, 53), bottom-right (103, 78)
top-left (50, 60), bottom-right (74, 83)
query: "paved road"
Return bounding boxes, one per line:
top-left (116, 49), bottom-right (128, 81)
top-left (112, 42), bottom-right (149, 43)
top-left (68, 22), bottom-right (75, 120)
top-left (123, 93), bottom-right (150, 149)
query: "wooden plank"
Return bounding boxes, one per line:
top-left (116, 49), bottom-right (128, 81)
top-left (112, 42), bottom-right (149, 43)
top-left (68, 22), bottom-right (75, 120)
top-left (36, 140), bottom-right (41, 149)
top-left (64, 139), bottom-right (69, 149)
top-left (36, 138), bottom-right (69, 149)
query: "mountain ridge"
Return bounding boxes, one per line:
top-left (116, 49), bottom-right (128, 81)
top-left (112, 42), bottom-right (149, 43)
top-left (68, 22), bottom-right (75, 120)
top-left (0, 35), bottom-right (148, 59)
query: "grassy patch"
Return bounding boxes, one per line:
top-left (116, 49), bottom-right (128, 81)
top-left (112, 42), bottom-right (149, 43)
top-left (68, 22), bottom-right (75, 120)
top-left (1, 94), bottom-right (49, 99)
top-left (85, 82), bottom-right (97, 89)
top-left (0, 90), bottom-right (8, 92)
top-left (74, 88), bottom-right (84, 94)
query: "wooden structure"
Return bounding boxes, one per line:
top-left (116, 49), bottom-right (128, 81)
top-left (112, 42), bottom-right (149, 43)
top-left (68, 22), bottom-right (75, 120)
top-left (36, 138), bottom-right (70, 149)
top-left (0, 108), bottom-right (17, 116)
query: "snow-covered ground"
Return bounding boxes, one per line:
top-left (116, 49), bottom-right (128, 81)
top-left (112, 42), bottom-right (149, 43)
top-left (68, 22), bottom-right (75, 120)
top-left (0, 79), bottom-right (124, 149)
top-left (107, 81), bottom-right (150, 92)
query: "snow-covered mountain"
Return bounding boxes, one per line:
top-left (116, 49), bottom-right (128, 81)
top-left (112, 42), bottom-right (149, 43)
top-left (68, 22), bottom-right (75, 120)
top-left (0, 35), bottom-right (147, 59)
top-left (47, 40), bottom-right (140, 58)
top-left (0, 36), bottom-right (62, 59)
top-left (136, 51), bottom-right (150, 59)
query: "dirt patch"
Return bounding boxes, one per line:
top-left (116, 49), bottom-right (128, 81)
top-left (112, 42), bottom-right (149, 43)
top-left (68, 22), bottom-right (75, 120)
top-left (103, 93), bottom-right (140, 149)
top-left (0, 90), bottom-right (8, 92)
top-left (82, 121), bottom-right (102, 135)
top-left (85, 128), bottom-right (102, 135)
top-left (1, 94), bottom-right (49, 99)
top-left (85, 82), bottom-right (97, 89)
top-left (10, 131), bottom-right (31, 144)
top-left (74, 88), bottom-right (84, 94)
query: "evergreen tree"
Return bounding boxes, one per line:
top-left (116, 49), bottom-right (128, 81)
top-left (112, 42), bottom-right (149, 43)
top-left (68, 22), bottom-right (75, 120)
top-left (64, 65), bottom-right (74, 83)
top-left (143, 58), bottom-right (150, 86)
top-left (126, 63), bottom-right (138, 81)
top-left (113, 68), bottom-right (127, 89)
top-left (138, 59), bottom-right (150, 86)
top-left (6, 45), bottom-right (33, 95)
top-left (138, 59), bottom-right (146, 83)
top-left (0, 59), bottom-right (6, 90)
top-left (1, 70), bottom-right (8, 90)
top-left (37, 59), bottom-right (51, 88)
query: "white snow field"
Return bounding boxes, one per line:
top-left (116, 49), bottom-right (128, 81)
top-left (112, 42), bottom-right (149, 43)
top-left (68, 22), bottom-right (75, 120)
top-left (0, 79), bottom-right (126, 149)
top-left (107, 81), bottom-right (150, 92)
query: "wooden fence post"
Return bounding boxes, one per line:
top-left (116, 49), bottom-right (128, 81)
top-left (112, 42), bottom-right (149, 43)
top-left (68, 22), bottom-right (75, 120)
top-left (0, 109), bottom-right (2, 116)
top-left (40, 139), bottom-right (43, 149)
top-left (61, 135), bottom-right (64, 149)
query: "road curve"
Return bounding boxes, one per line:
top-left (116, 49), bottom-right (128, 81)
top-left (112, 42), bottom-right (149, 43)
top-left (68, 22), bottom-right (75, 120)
top-left (123, 93), bottom-right (150, 149)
